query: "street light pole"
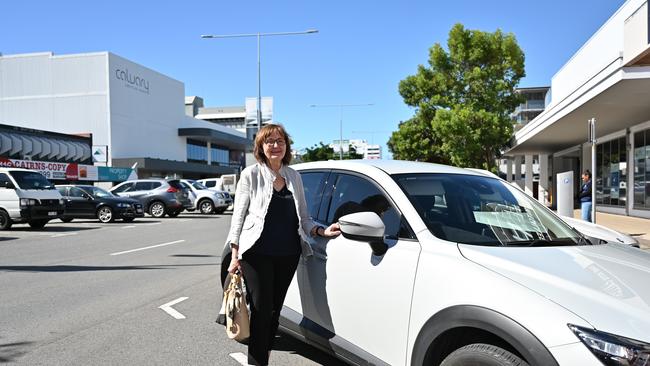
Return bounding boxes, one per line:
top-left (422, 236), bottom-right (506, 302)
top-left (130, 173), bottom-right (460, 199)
top-left (310, 103), bottom-right (374, 160)
top-left (201, 29), bottom-right (318, 135)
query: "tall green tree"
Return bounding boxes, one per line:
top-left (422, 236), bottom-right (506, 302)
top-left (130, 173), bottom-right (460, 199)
top-left (301, 142), bottom-right (363, 162)
top-left (389, 23), bottom-right (525, 170)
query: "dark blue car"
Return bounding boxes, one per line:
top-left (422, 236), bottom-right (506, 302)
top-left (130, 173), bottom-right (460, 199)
top-left (55, 185), bottom-right (144, 223)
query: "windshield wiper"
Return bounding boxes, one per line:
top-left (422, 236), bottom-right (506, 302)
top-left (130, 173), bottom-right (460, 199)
top-left (506, 239), bottom-right (575, 247)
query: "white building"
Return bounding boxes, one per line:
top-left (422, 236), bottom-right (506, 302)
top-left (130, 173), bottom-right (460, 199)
top-left (330, 139), bottom-right (382, 159)
top-left (0, 51), bottom-right (250, 180)
top-left (505, 0), bottom-right (650, 218)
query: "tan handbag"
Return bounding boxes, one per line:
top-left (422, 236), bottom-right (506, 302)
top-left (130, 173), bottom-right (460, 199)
top-left (224, 272), bottom-right (250, 341)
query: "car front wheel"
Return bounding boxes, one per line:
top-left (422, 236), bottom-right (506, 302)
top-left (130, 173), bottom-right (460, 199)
top-left (0, 210), bottom-right (12, 230)
top-left (149, 202), bottom-right (166, 218)
top-left (97, 206), bottom-right (115, 223)
top-left (441, 344), bottom-right (528, 366)
top-left (199, 199), bottom-right (214, 214)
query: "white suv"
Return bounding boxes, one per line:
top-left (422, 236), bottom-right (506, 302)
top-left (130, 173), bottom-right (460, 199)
top-left (220, 160), bottom-right (650, 366)
top-left (179, 179), bottom-right (232, 214)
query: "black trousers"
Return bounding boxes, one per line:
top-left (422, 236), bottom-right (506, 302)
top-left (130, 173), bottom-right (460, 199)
top-left (240, 251), bottom-right (300, 366)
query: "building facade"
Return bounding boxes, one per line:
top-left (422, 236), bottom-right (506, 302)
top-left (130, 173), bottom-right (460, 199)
top-left (0, 51), bottom-right (250, 180)
top-left (505, 0), bottom-right (650, 218)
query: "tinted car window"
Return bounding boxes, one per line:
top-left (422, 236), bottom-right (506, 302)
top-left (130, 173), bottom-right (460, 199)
top-left (204, 180), bottom-right (216, 188)
top-left (326, 174), bottom-right (402, 239)
top-left (69, 187), bottom-right (88, 198)
top-left (0, 173), bottom-right (10, 187)
top-left (167, 180), bottom-right (183, 189)
top-left (134, 182), bottom-right (154, 191)
top-left (300, 171), bottom-right (328, 218)
top-left (112, 182), bottom-right (135, 193)
top-left (56, 186), bottom-right (68, 196)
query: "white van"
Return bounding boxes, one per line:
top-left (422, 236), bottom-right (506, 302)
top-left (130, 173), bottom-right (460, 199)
top-left (0, 168), bottom-right (65, 230)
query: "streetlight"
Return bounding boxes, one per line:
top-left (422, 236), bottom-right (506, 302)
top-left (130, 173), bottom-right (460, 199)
top-left (201, 29), bottom-right (319, 136)
top-left (310, 103), bottom-right (374, 160)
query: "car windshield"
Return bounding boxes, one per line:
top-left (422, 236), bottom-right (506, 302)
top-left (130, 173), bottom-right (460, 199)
top-left (84, 186), bottom-right (115, 198)
top-left (9, 171), bottom-right (55, 190)
top-left (393, 173), bottom-right (583, 247)
top-left (189, 180), bottom-right (207, 190)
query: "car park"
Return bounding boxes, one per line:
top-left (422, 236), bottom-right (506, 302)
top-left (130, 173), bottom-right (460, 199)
top-left (179, 179), bottom-right (232, 214)
top-left (0, 167), bottom-right (65, 230)
top-left (55, 185), bottom-right (144, 223)
top-left (109, 179), bottom-right (192, 218)
top-left (221, 160), bottom-right (650, 366)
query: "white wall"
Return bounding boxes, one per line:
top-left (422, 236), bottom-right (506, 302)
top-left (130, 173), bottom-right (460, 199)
top-left (550, 0), bottom-right (646, 105)
top-left (108, 53), bottom-right (186, 163)
top-left (0, 52), bottom-right (109, 144)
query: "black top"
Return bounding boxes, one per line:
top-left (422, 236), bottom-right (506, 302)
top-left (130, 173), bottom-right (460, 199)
top-left (579, 180), bottom-right (592, 203)
top-left (249, 185), bottom-right (301, 256)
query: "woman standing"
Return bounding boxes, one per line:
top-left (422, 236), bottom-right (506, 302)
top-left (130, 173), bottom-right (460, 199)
top-left (225, 124), bottom-right (340, 366)
top-left (579, 170), bottom-right (593, 222)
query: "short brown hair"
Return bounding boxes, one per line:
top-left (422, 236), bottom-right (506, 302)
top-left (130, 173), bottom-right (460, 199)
top-left (253, 124), bottom-right (292, 165)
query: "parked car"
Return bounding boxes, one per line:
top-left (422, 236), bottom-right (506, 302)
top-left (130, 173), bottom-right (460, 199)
top-left (179, 179), bottom-right (232, 214)
top-left (221, 160), bottom-right (650, 366)
top-left (0, 168), bottom-right (64, 230)
top-left (197, 177), bottom-right (223, 191)
top-left (198, 174), bottom-right (237, 198)
top-left (55, 185), bottom-right (144, 223)
top-left (109, 179), bottom-right (192, 218)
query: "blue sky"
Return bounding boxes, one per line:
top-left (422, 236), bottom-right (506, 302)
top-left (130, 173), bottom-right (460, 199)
top-left (1, 0), bottom-right (625, 157)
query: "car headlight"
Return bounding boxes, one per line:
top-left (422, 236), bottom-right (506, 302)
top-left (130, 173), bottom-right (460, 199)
top-left (59, 198), bottom-right (65, 205)
top-left (20, 198), bottom-right (38, 207)
top-left (215, 193), bottom-right (224, 198)
top-left (117, 203), bottom-right (130, 208)
top-left (569, 324), bottom-right (650, 365)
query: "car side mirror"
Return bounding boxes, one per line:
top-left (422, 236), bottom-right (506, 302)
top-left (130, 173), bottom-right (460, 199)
top-left (0, 181), bottom-right (15, 189)
top-left (338, 211), bottom-right (388, 256)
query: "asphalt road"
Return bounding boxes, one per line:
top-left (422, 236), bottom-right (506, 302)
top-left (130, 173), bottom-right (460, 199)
top-left (0, 213), bottom-right (346, 366)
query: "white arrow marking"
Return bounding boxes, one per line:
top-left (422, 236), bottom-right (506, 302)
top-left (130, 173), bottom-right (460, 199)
top-left (229, 353), bottom-right (249, 365)
top-left (158, 297), bottom-right (188, 319)
top-left (109, 239), bottom-right (185, 256)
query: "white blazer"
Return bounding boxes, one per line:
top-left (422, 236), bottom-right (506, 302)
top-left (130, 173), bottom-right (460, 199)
top-left (225, 163), bottom-right (317, 259)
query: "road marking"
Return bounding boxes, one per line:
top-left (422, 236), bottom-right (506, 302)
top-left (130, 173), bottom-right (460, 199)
top-left (122, 225), bottom-right (136, 229)
top-left (158, 297), bottom-right (188, 319)
top-left (229, 353), bottom-right (249, 365)
top-left (109, 240), bottom-right (186, 256)
top-left (51, 232), bottom-right (78, 238)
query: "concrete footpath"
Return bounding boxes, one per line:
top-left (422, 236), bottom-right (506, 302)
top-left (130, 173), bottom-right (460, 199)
top-left (572, 210), bottom-right (650, 250)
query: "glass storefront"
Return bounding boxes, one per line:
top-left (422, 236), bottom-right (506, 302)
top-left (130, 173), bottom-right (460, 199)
top-left (187, 139), bottom-right (208, 163)
top-left (633, 129), bottom-right (650, 210)
top-left (595, 136), bottom-right (627, 207)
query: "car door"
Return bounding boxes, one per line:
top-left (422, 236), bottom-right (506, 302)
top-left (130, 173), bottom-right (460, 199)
top-left (180, 181), bottom-right (197, 206)
top-left (67, 187), bottom-right (96, 217)
top-left (289, 171), bottom-right (421, 365)
top-left (111, 182), bottom-right (135, 198)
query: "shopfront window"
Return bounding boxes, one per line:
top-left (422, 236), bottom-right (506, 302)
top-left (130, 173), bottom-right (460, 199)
top-left (595, 137), bottom-right (626, 207)
top-left (187, 140), bottom-right (208, 163)
top-left (211, 147), bottom-right (229, 165)
top-left (633, 129), bottom-right (650, 210)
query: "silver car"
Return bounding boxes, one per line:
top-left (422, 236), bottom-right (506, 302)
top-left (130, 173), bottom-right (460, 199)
top-left (179, 179), bottom-right (232, 214)
top-left (110, 179), bottom-right (192, 218)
